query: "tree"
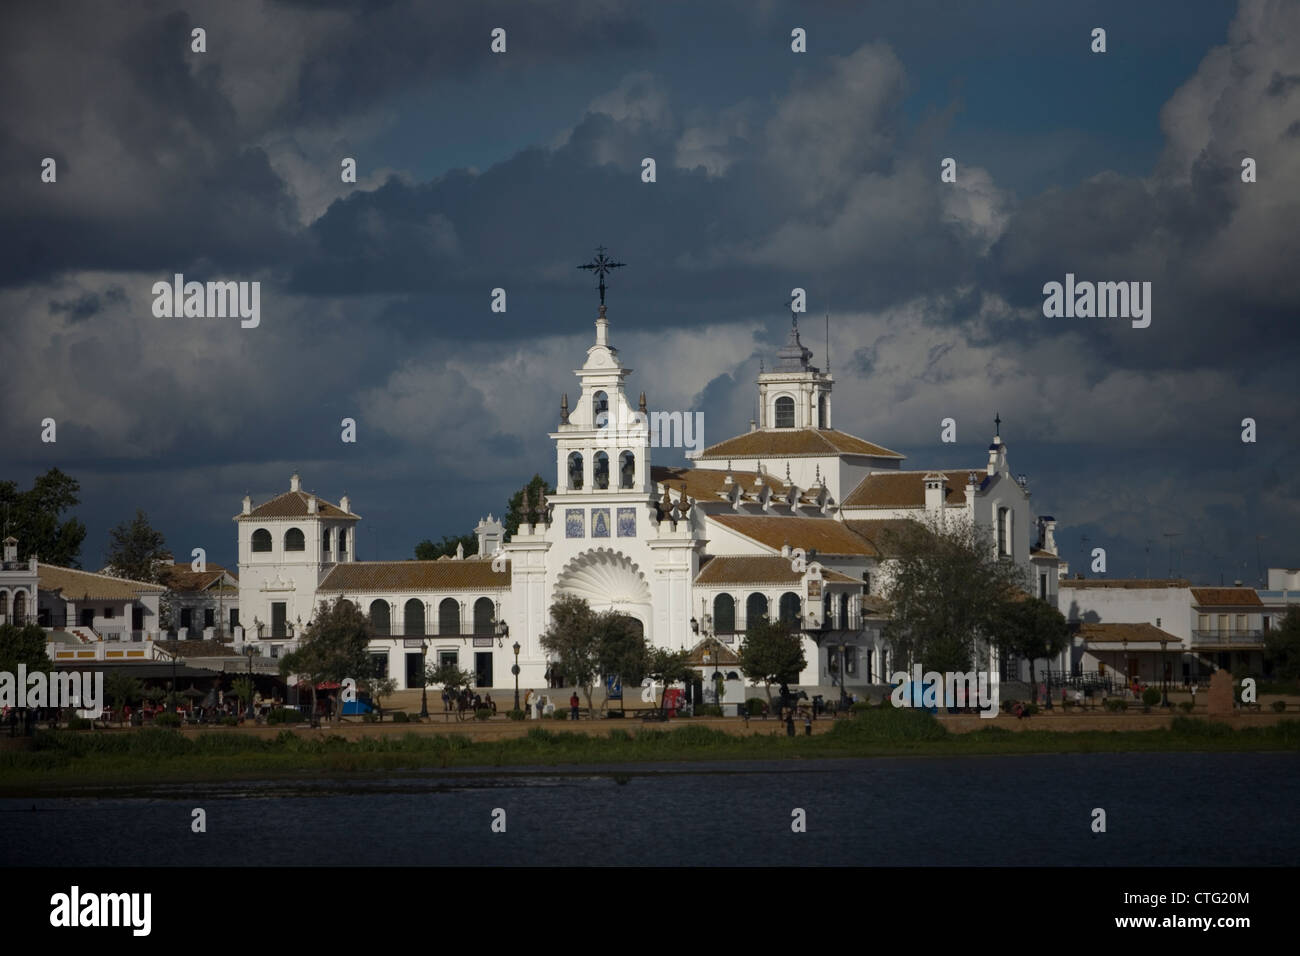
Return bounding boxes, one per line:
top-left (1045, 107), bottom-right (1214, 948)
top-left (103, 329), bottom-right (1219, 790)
top-left (425, 660), bottom-right (476, 704)
top-left (646, 647), bottom-right (694, 715)
top-left (103, 509), bottom-right (170, 583)
top-left (105, 673), bottom-right (146, 724)
top-left (594, 611), bottom-right (649, 709)
top-left (364, 676), bottom-right (398, 719)
top-left (505, 474), bottom-right (554, 538)
top-left (414, 534), bottom-right (477, 560)
top-left (539, 595), bottom-right (600, 717)
top-left (0, 468), bottom-right (87, 567)
top-left (230, 676), bottom-right (255, 719)
top-left (279, 598), bottom-right (374, 722)
top-left (0, 623), bottom-right (50, 734)
top-left (993, 596), bottom-right (1070, 700)
top-left (880, 512), bottom-right (1029, 676)
top-left (737, 616), bottom-right (807, 704)
top-left (1263, 608), bottom-right (1300, 682)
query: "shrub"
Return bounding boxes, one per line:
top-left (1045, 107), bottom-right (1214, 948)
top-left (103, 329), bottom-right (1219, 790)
top-left (153, 712), bottom-right (182, 727)
top-left (746, 697), bottom-right (767, 716)
top-left (1271, 700), bottom-right (1287, 713)
top-left (1021, 703), bottom-right (1039, 716)
top-left (1141, 688), bottom-right (1162, 710)
top-left (1178, 701), bottom-right (1195, 713)
top-left (267, 708), bottom-right (304, 725)
top-left (506, 709), bottom-right (525, 720)
top-left (1103, 699), bottom-right (1128, 713)
top-left (828, 706), bottom-right (948, 741)
top-left (362, 712), bottom-right (379, 723)
top-left (474, 708), bottom-right (493, 721)
top-left (696, 704), bottom-right (723, 717)
top-left (391, 711), bottom-right (410, 723)
top-left (851, 701), bottom-right (873, 713)
top-left (67, 716), bottom-right (93, 730)
top-left (551, 710), bottom-right (567, 720)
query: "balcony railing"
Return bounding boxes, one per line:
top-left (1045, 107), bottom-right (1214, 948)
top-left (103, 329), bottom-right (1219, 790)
top-left (1191, 629), bottom-right (1264, 645)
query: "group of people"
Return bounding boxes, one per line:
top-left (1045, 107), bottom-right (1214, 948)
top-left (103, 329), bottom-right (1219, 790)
top-left (441, 689), bottom-right (497, 715)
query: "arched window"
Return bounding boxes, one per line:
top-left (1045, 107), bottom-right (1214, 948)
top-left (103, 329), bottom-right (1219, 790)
top-left (823, 593), bottom-right (833, 628)
top-left (997, 507), bottom-right (1010, 557)
top-left (251, 529), bottom-right (272, 552)
top-left (619, 451), bottom-right (635, 489)
top-left (775, 396), bottom-right (795, 428)
top-left (369, 600), bottom-right (390, 636)
top-left (568, 452), bottom-right (584, 490)
top-left (713, 593), bottom-right (735, 634)
top-left (473, 597), bottom-right (495, 635)
top-left (404, 598), bottom-right (425, 637)
top-left (779, 591), bottom-right (801, 625)
top-left (840, 593), bottom-right (849, 627)
top-left (818, 394), bottom-right (828, 429)
top-left (284, 528), bottom-right (305, 552)
top-left (0, 591), bottom-right (8, 622)
top-left (322, 528), bottom-right (332, 554)
top-left (594, 451), bottom-right (609, 490)
top-left (12, 591), bottom-right (26, 625)
top-left (746, 593), bottom-right (768, 628)
top-left (439, 598), bottom-right (460, 635)
top-left (593, 391), bottom-right (609, 427)
top-left (339, 529), bottom-right (349, 556)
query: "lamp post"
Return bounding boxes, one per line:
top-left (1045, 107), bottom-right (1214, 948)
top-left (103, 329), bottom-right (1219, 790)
top-left (419, 638), bottom-right (429, 718)
top-left (512, 641), bottom-right (521, 712)
top-left (838, 643), bottom-right (848, 709)
top-left (245, 645), bottom-right (256, 720)
top-left (1160, 639), bottom-right (1169, 707)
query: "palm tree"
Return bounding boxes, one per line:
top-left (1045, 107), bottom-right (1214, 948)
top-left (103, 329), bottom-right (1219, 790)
top-left (105, 672), bottom-right (145, 724)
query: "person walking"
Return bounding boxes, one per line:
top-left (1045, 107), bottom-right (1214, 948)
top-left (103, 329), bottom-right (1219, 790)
top-left (785, 708), bottom-right (795, 738)
top-left (569, 691), bottom-right (580, 721)
top-left (803, 710), bottom-right (812, 736)
top-left (524, 689), bottom-right (533, 718)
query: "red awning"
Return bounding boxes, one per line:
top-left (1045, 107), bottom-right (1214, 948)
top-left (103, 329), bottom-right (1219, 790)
top-left (315, 681), bottom-right (341, 690)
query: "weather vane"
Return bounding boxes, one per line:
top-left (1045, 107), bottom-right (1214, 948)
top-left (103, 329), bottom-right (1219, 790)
top-left (578, 245), bottom-right (625, 306)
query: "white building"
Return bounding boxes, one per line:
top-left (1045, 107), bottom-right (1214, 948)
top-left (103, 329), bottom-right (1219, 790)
top-left (236, 303), bottom-right (1060, 696)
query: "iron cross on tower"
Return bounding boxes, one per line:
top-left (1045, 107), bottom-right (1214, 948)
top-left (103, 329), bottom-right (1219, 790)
top-left (578, 245), bottom-right (625, 306)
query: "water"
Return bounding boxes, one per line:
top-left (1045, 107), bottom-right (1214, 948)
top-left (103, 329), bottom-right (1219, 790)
top-left (2, 753), bottom-right (1296, 866)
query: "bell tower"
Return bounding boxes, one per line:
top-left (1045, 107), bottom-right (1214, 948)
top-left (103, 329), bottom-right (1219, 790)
top-left (758, 313), bottom-right (833, 430)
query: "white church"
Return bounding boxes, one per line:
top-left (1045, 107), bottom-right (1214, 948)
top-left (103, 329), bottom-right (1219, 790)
top-left (235, 294), bottom-right (1061, 699)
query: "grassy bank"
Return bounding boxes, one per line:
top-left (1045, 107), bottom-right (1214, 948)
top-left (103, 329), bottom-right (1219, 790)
top-left (1, 710), bottom-right (1297, 793)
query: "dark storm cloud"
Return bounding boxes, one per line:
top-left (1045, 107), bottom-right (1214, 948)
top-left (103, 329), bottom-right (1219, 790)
top-left (48, 286), bottom-right (125, 322)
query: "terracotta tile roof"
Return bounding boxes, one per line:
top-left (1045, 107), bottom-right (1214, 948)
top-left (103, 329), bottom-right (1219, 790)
top-left (1077, 622), bottom-right (1182, 644)
top-left (318, 559), bottom-right (510, 593)
top-left (842, 469), bottom-right (984, 509)
top-left (694, 555), bottom-right (858, 586)
top-left (709, 514), bottom-right (879, 556)
top-left (696, 428), bottom-right (904, 460)
top-left (843, 519), bottom-right (931, 557)
top-left (38, 564), bottom-right (167, 600)
top-left (236, 490), bottom-right (357, 520)
top-left (652, 465), bottom-right (791, 500)
top-left (1191, 588), bottom-right (1262, 607)
top-left (157, 564), bottom-right (237, 592)
top-left (1060, 579), bottom-right (1190, 589)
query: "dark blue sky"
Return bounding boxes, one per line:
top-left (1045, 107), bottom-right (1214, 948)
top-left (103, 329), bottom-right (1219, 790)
top-left (1, 0), bottom-right (1296, 585)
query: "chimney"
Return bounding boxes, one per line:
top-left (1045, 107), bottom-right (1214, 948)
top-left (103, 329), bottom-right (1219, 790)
top-left (924, 473), bottom-right (945, 513)
top-left (242, 494), bottom-right (251, 516)
top-left (475, 514), bottom-right (505, 555)
top-left (290, 472), bottom-right (301, 492)
top-left (307, 497), bottom-right (318, 515)
top-left (340, 494), bottom-right (351, 514)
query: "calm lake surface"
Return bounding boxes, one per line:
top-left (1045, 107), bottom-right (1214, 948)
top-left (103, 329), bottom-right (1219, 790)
top-left (2, 753), bottom-right (1297, 866)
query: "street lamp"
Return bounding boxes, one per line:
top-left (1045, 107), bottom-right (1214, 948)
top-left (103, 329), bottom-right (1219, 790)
top-left (419, 638), bottom-right (430, 718)
top-left (512, 640), bottom-right (521, 712)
